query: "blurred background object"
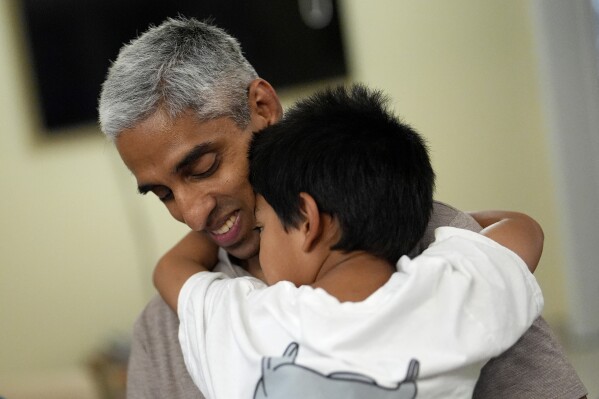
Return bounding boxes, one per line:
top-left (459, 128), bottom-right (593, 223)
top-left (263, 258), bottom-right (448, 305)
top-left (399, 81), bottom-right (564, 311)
top-left (19, 0), bottom-right (346, 133)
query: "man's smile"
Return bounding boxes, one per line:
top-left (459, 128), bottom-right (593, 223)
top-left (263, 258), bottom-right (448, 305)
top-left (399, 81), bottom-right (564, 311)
top-left (209, 211), bottom-right (243, 247)
top-left (211, 212), bottom-right (238, 235)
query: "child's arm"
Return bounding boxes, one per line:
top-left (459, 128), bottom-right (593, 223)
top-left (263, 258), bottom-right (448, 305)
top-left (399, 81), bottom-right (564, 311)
top-left (469, 210), bottom-right (544, 273)
top-left (153, 231), bottom-right (219, 312)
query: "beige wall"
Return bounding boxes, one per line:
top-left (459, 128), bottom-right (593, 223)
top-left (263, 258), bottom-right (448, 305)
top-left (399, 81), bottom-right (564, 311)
top-left (0, 0), bottom-right (567, 375)
top-left (0, 0), bottom-right (190, 373)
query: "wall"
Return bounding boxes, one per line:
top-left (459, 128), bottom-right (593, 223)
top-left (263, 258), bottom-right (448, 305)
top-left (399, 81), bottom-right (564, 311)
top-left (0, 0), bottom-right (189, 374)
top-left (0, 0), bottom-right (571, 377)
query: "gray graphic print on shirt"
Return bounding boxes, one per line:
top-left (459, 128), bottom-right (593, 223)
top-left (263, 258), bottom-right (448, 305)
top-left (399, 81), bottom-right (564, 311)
top-left (253, 342), bottom-right (419, 399)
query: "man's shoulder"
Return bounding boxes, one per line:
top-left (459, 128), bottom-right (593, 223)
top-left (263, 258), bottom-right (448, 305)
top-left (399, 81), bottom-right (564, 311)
top-left (128, 295), bottom-right (204, 399)
top-left (141, 294), bottom-right (177, 318)
top-left (474, 317), bottom-right (587, 398)
top-left (429, 201), bottom-right (480, 231)
top-left (409, 201), bottom-right (481, 257)
top-left (133, 295), bottom-right (179, 338)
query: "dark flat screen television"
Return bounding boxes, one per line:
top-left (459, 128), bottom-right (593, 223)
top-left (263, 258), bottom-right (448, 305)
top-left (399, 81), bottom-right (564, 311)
top-left (20, 0), bottom-right (346, 133)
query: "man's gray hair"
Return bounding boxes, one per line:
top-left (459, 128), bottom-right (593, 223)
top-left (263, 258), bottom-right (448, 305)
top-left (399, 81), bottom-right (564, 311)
top-left (98, 17), bottom-right (258, 140)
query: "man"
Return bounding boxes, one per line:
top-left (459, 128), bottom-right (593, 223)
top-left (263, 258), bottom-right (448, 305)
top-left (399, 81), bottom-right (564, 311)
top-left (98, 17), bottom-right (587, 399)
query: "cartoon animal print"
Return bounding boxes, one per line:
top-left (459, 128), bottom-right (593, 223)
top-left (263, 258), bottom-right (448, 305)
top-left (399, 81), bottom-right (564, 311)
top-left (253, 342), bottom-right (419, 398)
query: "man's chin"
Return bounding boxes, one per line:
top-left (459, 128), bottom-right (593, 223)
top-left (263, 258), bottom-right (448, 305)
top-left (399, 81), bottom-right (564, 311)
top-left (220, 233), bottom-right (260, 262)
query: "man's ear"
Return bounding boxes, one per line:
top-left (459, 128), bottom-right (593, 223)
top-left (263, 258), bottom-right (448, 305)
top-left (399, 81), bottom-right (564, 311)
top-left (298, 192), bottom-right (323, 253)
top-left (247, 79), bottom-right (283, 129)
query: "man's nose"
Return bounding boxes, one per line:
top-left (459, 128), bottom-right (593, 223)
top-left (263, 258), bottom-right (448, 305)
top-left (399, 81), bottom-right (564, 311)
top-left (175, 191), bottom-right (217, 232)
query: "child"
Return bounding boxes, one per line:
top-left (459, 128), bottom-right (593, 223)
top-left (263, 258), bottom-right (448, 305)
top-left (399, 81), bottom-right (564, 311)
top-left (154, 84), bottom-right (544, 398)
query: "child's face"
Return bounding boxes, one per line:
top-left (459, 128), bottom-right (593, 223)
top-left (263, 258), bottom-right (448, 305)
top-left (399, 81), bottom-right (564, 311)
top-left (254, 195), bottom-right (316, 286)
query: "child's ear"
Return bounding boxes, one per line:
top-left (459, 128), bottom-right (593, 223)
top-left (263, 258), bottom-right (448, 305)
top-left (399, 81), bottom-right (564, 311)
top-left (298, 192), bottom-right (323, 252)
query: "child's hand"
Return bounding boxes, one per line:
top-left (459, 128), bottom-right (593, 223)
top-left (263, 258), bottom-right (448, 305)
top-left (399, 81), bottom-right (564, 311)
top-left (469, 211), bottom-right (544, 273)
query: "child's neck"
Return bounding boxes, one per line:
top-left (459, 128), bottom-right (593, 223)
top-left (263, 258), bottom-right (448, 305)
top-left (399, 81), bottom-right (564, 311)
top-left (311, 251), bottom-right (394, 303)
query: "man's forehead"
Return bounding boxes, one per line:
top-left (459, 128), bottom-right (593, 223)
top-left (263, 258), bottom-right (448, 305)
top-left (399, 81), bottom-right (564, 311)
top-left (118, 111), bottom-right (240, 152)
top-left (116, 109), bottom-right (252, 184)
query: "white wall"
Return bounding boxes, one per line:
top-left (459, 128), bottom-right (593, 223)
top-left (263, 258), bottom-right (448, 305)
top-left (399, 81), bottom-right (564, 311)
top-left (0, 0), bottom-right (589, 378)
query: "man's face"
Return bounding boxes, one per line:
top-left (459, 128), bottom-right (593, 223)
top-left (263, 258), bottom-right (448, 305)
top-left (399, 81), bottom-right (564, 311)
top-left (116, 109), bottom-right (261, 260)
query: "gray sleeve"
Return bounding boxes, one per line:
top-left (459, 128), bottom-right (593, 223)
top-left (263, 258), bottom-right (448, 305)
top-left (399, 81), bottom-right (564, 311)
top-left (474, 317), bottom-right (587, 399)
top-left (408, 201), bottom-right (481, 257)
top-left (126, 295), bottom-right (205, 399)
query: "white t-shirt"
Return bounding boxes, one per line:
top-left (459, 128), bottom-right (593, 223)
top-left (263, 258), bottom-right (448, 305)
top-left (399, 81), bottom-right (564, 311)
top-left (178, 227), bottom-right (544, 399)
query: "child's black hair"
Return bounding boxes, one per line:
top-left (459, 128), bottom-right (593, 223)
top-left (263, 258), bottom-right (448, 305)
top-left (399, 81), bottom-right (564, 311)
top-left (248, 84), bottom-right (435, 263)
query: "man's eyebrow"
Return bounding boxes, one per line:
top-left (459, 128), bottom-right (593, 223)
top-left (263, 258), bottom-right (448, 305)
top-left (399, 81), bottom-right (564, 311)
top-left (174, 143), bottom-right (214, 174)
